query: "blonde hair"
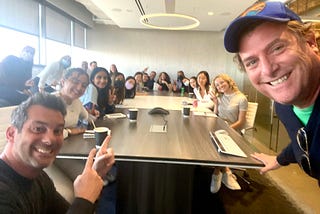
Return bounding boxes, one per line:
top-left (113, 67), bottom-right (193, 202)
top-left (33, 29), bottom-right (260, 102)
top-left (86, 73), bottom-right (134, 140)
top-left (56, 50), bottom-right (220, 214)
top-left (212, 73), bottom-right (239, 96)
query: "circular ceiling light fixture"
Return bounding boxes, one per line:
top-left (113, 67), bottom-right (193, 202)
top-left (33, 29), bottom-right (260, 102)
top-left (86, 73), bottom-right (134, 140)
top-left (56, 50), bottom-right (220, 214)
top-left (139, 13), bottom-right (200, 30)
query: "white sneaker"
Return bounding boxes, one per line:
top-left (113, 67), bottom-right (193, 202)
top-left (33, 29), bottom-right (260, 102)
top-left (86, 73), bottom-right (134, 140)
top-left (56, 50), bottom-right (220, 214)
top-left (210, 171), bottom-right (222, 193)
top-left (222, 171), bottom-right (241, 190)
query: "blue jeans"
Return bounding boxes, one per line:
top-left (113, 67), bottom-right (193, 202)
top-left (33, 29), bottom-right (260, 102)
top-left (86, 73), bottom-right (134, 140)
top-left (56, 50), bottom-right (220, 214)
top-left (96, 166), bottom-right (117, 214)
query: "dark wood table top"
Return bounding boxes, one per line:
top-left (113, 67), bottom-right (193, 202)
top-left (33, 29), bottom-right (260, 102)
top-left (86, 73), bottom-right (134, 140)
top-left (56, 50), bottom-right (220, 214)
top-left (58, 108), bottom-right (263, 169)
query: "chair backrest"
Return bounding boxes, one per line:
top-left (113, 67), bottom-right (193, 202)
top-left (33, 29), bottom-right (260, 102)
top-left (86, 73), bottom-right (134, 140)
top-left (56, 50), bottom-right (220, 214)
top-left (243, 102), bottom-right (258, 130)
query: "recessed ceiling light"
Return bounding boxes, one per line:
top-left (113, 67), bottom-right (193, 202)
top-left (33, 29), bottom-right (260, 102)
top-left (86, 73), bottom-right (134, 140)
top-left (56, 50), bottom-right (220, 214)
top-left (208, 12), bottom-right (214, 16)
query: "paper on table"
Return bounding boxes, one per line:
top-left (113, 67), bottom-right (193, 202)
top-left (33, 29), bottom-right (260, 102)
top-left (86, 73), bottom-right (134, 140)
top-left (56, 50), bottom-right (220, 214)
top-left (150, 125), bottom-right (167, 133)
top-left (104, 113), bottom-right (127, 119)
top-left (192, 111), bottom-right (217, 117)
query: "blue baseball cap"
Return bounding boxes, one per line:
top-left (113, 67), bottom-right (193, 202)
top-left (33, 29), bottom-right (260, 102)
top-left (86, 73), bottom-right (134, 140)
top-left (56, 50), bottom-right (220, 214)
top-left (224, 1), bottom-right (302, 53)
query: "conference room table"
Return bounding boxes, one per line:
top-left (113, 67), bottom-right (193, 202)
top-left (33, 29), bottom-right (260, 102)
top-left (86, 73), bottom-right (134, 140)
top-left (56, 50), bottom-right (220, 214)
top-left (57, 92), bottom-right (263, 214)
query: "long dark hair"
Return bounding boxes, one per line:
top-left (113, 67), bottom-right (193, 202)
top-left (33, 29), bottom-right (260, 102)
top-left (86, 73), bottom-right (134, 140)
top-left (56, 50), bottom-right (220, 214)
top-left (197, 71), bottom-right (210, 93)
top-left (125, 76), bottom-right (136, 98)
top-left (90, 67), bottom-right (111, 109)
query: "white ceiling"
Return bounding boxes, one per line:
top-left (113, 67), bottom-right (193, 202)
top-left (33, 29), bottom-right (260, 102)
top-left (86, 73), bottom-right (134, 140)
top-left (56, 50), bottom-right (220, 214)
top-left (75, 0), bottom-right (258, 32)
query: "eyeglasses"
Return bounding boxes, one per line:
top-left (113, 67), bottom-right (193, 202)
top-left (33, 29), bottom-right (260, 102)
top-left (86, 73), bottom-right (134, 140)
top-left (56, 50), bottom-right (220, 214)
top-left (296, 127), bottom-right (312, 176)
top-left (69, 78), bottom-right (89, 89)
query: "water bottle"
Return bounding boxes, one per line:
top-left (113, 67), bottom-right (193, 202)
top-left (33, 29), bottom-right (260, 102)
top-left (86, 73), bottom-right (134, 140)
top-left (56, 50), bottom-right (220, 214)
top-left (181, 87), bottom-right (185, 96)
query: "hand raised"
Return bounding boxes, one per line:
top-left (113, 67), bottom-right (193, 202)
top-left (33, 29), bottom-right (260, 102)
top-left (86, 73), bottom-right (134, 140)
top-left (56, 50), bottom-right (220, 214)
top-left (73, 148), bottom-right (104, 203)
top-left (93, 135), bottom-right (115, 178)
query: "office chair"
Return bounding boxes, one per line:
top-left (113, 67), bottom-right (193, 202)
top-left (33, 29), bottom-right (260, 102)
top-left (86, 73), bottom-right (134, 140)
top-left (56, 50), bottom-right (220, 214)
top-left (234, 102), bottom-right (259, 187)
top-left (241, 102), bottom-right (258, 142)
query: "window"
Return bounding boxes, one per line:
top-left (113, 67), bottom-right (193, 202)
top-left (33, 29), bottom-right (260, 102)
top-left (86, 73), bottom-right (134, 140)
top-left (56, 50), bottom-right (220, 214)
top-left (0, 0), bottom-right (88, 67)
top-left (0, 27), bottom-right (39, 64)
top-left (0, 0), bottom-right (39, 35)
top-left (46, 7), bottom-right (71, 45)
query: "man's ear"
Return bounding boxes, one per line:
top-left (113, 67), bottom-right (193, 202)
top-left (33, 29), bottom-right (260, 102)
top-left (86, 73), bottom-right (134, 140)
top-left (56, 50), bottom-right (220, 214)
top-left (6, 126), bottom-right (17, 144)
top-left (305, 31), bottom-right (319, 54)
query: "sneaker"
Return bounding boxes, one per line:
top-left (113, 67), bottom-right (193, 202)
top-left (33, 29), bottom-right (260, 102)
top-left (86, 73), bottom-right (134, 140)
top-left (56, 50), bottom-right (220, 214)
top-left (210, 171), bottom-right (222, 193)
top-left (222, 171), bottom-right (241, 190)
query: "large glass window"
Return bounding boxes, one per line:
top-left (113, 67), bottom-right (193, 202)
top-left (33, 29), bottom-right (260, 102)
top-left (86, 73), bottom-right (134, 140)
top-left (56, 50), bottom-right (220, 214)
top-left (46, 39), bottom-right (72, 63)
top-left (46, 7), bottom-right (71, 45)
top-left (71, 46), bottom-right (88, 68)
top-left (0, 0), bottom-right (88, 67)
top-left (0, 27), bottom-right (39, 64)
top-left (0, 0), bottom-right (39, 35)
top-left (74, 22), bottom-right (86, 49)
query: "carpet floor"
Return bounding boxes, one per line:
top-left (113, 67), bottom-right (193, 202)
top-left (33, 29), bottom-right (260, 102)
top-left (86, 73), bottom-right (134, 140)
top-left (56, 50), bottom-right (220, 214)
top-left (192, 167), bottom-right (304, 214)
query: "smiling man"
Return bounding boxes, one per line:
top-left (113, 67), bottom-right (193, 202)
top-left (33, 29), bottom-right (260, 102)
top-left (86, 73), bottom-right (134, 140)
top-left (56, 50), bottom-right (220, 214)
top-left (0, 93), bottom-right (115, 213)
top-left (224, 1), bottom-right (320, 185)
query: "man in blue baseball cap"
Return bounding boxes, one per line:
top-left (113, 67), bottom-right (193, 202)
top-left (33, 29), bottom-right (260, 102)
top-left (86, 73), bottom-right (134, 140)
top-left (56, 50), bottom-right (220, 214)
top-left (224, 1), bottom-right (320, 186)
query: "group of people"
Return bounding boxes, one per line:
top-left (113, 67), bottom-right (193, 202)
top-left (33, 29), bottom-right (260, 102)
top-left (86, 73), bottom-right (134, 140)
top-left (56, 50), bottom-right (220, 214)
top-left (130, 68), bottom-right (197, 95)
top-left (0, 1), bottom-right (319, 213)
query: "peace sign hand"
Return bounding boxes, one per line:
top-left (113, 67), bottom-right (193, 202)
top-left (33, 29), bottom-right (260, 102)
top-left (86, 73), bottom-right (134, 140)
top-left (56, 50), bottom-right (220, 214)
top-left (73, 148), bottom-right (104, 203)
top-left (93, 135), bottom-right (115, 178)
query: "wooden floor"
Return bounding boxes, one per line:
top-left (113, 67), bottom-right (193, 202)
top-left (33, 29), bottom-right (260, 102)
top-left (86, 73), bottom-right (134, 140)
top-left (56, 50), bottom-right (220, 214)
top-left (249, 126), bottom-right (320, 214)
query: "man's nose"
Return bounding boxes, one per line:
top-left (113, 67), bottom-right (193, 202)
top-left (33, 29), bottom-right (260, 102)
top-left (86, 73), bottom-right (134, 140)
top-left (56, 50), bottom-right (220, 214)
top-left (42, 131), bottom-right (56, 145)
top-left (260, 55), bottom-right (278, 76)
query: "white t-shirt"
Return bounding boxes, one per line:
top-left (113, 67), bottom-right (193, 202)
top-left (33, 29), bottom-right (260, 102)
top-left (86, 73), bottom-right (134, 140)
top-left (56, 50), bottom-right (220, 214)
top-left (193, 87), bottom-right (214, 109)
top-left (54, 92), bottom-right (89, 138)
top-left (37, 61), bottom-right (65, 88)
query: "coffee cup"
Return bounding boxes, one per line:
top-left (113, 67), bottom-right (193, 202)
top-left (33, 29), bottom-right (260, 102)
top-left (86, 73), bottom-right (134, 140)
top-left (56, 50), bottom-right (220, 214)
top-left (183, 106), bottom-right (191, 116)
top-left (128, 108), bottom-right (138, 121)
top-left (94, 127), bottom-right (109, 148)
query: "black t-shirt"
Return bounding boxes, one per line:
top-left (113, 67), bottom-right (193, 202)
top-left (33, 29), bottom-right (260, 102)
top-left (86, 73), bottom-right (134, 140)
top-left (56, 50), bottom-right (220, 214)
top-left (0, 159), bottom-right (94, 214)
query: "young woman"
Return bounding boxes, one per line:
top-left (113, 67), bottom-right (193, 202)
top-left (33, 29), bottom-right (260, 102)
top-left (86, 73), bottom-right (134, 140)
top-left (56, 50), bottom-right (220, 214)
top-left (57, 68), bottom-right (116, 214)
top-left (114, 72), bottom-right (126, 104)
top-left (35, 55), bottom-right (71, 93)
top-left (172, 70), bottom-right (190, 93)
top-left (193, 71), bottom-right (214, 109)
top-left (125, 76), bottom-right (136, 99)
top-left (134, 71), bottom-right (144, 93)
top-left (109, 64), bottom-right (119, 87)
top-left (209, 73), bottom-right (248, 193)
top-left (57, 68), bottom-right (96, 138)
top-left (80, 67), bottom-right (115, 117)
top-left (156, 72), bottom-right (172, 92)
top-left (189, 76), bottom-right (197, 91)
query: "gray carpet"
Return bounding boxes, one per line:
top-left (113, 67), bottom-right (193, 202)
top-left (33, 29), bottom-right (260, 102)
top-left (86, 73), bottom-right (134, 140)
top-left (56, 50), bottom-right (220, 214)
top-left (192, 167), bottom-right (304, 214)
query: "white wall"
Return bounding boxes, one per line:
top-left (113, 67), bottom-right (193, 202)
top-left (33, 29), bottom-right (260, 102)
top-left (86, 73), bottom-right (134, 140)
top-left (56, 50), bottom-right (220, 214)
top-left (86, 24), bottom-right (244, 88)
